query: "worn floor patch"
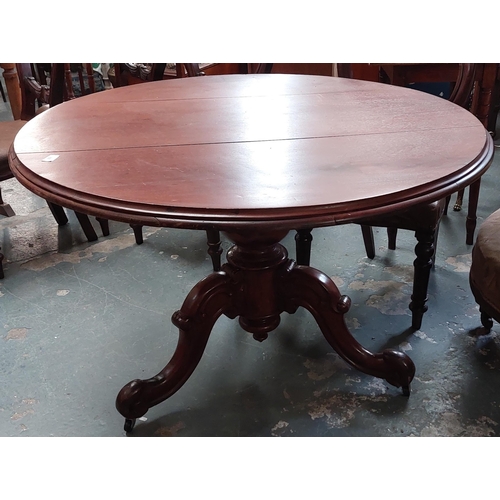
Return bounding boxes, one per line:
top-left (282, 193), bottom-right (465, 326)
top-left (21, 228), bottom-right (161, 271)
top-left (349, 279), bottom-right (410, 316)
top-left (445, 254), bottom-right (472, 272)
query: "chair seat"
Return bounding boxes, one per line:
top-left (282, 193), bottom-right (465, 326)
top-left (470, 208), bottom-right (500, 320)
top-left (0, 120), bottom-right (27, 181)
top-left (356, 199), bottom-right (446, 231)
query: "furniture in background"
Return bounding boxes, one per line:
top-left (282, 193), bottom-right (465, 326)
top-left (352, 63), bottom-right (499, 245)
top-left (296, 63), bottom-right (478, 331)
top-left (0, 64), bottom-right (110, 278)
top-left (470, 208), bottom-right (500, 332)
top-left (0, 63), bottom-right (22, 119)
top-left (9, 74), bottom-right (493, 432)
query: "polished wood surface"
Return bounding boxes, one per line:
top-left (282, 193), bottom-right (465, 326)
top-left (8, 74), bottom-right (494, 431)
top-left (10, 74), bottom-right (492, 230)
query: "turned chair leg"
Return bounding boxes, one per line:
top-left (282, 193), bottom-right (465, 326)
top-left (409, 228), bottom-right (436, 330)
top-left (295, 228), bottom-right (313, 265)
top-left (206, 228), bottom-right (222, 272)
top-left (360, 225), bottom-right (375, 260)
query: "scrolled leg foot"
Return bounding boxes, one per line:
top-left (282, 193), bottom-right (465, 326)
top-left (381, 349), bottom-right (416, 392)
top-left (116, 271), bottom-right (236, 423)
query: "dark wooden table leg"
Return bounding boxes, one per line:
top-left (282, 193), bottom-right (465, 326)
top-left (116, 229), bottom-right (416, 431)
top-left (279, 260), bottom-right (415, 393)
top-left (116, 269), bottom-right (238, 431)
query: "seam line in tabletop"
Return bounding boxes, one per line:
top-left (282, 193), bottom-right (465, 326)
top-left (15, 125), bottom-right (483, 155)
top-left (97, 88), bottom-right (404, 103)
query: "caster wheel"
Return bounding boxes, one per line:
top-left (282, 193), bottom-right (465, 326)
top-left (124, 418), bottom-right (136, 433)
top-left (402, 385), bottom-right (411, 397)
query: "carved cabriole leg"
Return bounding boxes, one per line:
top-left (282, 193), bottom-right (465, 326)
top-left (409, 228), bottom-right (435, 330)
top-left (206, 228), bottom-right (222, 271)
top-left (295, 228), bottom-right (313, 265)
top-left (116, 270), bottom-right (238, 422)
top-left (466, 179), bottom-right (481, 245)
top-left (280, 263), bottom-right (415, 392)
top-left (116, 228), bottom-right (416, 428)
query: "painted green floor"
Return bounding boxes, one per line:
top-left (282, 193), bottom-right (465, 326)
top-left (1, 92), bottom-right (500, 436)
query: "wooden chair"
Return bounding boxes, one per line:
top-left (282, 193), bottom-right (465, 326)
top-left (0, 63), bottom-right (108, 278)
top-left (295, 63), bottom-right (477, 331)
top-left (373, 63), bottom-right (493, 244)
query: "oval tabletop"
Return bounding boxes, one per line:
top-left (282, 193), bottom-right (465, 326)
top-left (9, 74), bottom-right (494, 230)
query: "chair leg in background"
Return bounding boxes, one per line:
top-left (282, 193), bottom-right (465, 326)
top-left (409, 228), bottom-right (435, 330)
top-left (360, 225), bottom-right (375, 259)
top-left (47, 202), bottom-right (69, 225)
top-left (466, 179), bottom-right (481, 245)
top-left (295, 228), bottom-right (313, 265)
top-left (130, 224), bottom-right (143, 245)
top-left (0, 186), bottom-right (15, 217)
top-left (206, 228), bottom-right (222, 272)
top-left (96, 217), bottom-right (110, 236)
top-left (74, 212), bottom-right (98, 242)
top-left (480, 309), bottom-right (494, 332)
top-left (387, 227), bottom-right (398, 250)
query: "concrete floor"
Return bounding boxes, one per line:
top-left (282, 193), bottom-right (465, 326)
top-left (1, 85), bottom-right (500, 437)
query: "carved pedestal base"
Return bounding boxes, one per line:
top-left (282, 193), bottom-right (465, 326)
top-left (116, 229), bottom-right (415, 431)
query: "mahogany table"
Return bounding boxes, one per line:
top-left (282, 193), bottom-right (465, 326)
top-left (8, 74), bottom-right (494, 432)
